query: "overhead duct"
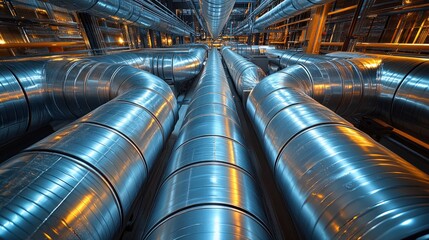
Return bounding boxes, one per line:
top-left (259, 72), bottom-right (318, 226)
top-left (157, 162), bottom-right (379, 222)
top-left (0, 60), bottom-right (177, 239)
top-left (43, 0), bottom-right (194, 36)
top-left (143, 50), bottom-right (273, 239)
top-left (199, 0), bottom-right (236, 39)
top-left (91, 47), bottom-right (207, 84)
top-left (234, 0), bottom-right (274, 34)
top-left (247, 75), bottom-right (429, 239)
top-left (221, 47), bottom-right (266, 98)
top-left (236, 0), bottom-right (334, 34)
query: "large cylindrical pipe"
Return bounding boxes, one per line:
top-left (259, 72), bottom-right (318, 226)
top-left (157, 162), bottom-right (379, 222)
top-left (143, 50), bottom-right (273, 239)
top-left (266, 49), bottom-right (331, 69)
top-left (0, 61), bottom-right (177, 239)
top-left (221, 47), bottom-right (266, 98)
top-left (91, 47), bottom-right (207, 84)
top-left (199, 0), bottom-right (236, 39)
top-left (259, 57), bottom-right (382, 117)
top-left (238, 0), bottom-right (334, 34)
top-left (247, 77), bottom-right (429, 239)
top-left (43, 0), bottom-right (193, 36)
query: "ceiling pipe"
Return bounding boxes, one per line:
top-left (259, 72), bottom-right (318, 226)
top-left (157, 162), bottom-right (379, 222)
top-left (199, 0), bottom-right (236, 39)
top-left (247, 73), bottom-right (429, 239)
top-left (143, 49), bottom-right (273, 239)
top-left (42, 0), bottom-right (194, 36)
top-left (0, 60), bottom-right (177, 239)
top-left (235, 0), bottom-right (334, 35)
top-left (221, 47), bottom-right (266, 98)
top-left (234, 0), bottom-right (275, 33)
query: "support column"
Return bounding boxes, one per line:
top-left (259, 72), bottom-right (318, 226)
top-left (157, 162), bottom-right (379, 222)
top-left (156, 31), bottom-right (162, 47)
top-left (78, 12), bottom-right (106, 55)
top-left (305, 3), bottom-right (331, 54)
top-left (253, 33), bottom-right (260, 45)
top-left (149, 29), bottom-right (156, 48)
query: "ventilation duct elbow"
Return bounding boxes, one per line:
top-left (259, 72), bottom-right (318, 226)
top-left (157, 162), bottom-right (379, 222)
top-left (0, 60), bottom-right (177, 239)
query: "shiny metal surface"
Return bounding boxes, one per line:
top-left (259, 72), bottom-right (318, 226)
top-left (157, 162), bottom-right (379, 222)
top-left (92, 47), bottom-right (207, 84)
top-left (0, 65), bottom-right (29, 145)
top-left (248, 0), bottom-right (334, 33)
top-left (259, 57), bottom-right (382, 117)
top-left (391, 61), bottom-right (429, 142)
top-left (266, 49), bottom-right (331, 69)
top-left (46, 0), bottom-right (194, 36)
top-left (221, 47), bottom-right (266, 97)
top-left (0, 152), bottom-right (122, 239)
top-left (199, 0), bottom-right (236, 39)
top-left (247, 76), bottom-right (429, 239)
top-left (0, 59), bottom-right (177, 238)
top-left (145, 207), bottom-right (272, 240)
top-left (143, 50), bottom-right (272, 239)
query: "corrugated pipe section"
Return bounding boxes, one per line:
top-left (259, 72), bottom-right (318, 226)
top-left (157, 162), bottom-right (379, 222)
top-left (247, 76), bottom-right (429, 239)
top-left (91, 47), bottom-right (207, 84)
top-left (221, 47), bottom-right (266, 98)
top-left (0, 60), bottom-right (177, 239)
top-left (199, 0), bottom-right (236, 39)
top-left (262, 57), bottom-right (382, 117)
top-left (265, 52), bottom-right (429, 142)
top-left (236, 0), bottom-right (334, 34)
top-left (0, 47), bottom-right (203, 146)
top-left (44, 0), bottom-right (194, 36)
top-left (143, 50), bottom-right (273, 239)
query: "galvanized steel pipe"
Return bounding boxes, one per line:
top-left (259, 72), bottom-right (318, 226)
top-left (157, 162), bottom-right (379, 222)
top-left (221, 47), bottom-right (266, 97)
top-left (239, 0), bottom-right (334, 34)
top-left (247, 76), bottom-right (429, 239)
top-left (0, 60), bottom-right (177, 239)
top-left (143, 50), bottom-right (273, 239)
top-left (43, 0), bottom-right (194, 36)
top-left (266, 49), bottom-right (332, 69)
top-left (199, 0), bottom-right (236, 39)
top-left (91, 47), bottom-right (207, 84)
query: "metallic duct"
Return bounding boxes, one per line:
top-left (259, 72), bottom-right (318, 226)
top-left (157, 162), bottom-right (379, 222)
top-left (0, 60), bottom-right (177, 239)
top-left (247, 77), bottom-right (429, 239)
top-left (237, 0), bottom-right (334, 34)
top-left (43, 0), bottom-right (193, 36)
top-left (221, 47), bottom-right (266, 97)
top-left (199, 0), bottom-right (236, 39)
top-left (264, 50), bottom-right (429, 141)
top-left (143, 50), bottom-right (273, 239)
top-left (0, 47), bottom-right (202, 146)
top-left (261, 57), bottom-right (382, 117)
top-left (91, 47), bottom-right (207, 84)
top-left (266, 49), bottom-right (331, 69)
top-left (234, 0), bottom-right (274, 34)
